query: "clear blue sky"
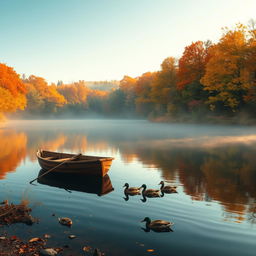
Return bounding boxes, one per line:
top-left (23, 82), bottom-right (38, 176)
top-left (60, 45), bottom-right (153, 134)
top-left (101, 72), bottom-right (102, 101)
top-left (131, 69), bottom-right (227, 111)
top-left (0, 0), bottom-right (255, 83)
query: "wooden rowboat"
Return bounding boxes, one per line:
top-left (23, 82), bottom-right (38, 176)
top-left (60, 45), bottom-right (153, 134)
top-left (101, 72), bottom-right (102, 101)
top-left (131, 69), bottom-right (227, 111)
top-left (37, 150), bottom-right (114, 176)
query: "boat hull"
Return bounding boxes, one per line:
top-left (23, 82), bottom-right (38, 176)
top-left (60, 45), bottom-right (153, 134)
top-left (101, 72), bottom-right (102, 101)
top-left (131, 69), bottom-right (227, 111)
top-left (37, 150), bottom-right (114, 176)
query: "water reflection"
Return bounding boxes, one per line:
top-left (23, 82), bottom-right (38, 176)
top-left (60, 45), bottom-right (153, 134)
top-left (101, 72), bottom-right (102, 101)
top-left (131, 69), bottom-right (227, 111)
top-left (0, 130), bottom-right (27, 179)
top-left (140, 192), bottom-right (165, 203)
top-left (37, 170), bottom-right (114, 196)
top-left (1, 121), bottom-right (256, 224)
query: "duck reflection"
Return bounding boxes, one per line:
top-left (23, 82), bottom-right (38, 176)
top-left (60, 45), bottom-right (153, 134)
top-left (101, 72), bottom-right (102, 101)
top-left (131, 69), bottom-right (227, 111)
top-left (4, 120), bottom-right (256, 223)
top-left (140, 192), bottom-right (164, 203)
top-left (37, 170), bottom-right (114, 196)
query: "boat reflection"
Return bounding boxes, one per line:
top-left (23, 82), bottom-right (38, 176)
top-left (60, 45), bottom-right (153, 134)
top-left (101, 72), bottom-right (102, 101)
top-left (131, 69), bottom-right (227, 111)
top-left (37, 170), bottom-right (114, 196)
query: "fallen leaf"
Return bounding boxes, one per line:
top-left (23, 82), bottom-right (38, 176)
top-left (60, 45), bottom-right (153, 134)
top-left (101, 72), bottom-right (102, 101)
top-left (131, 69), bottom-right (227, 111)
top-left (83, 246), bottom-right (91, 252)
top-left (10, 236), bottom-right (17, 241)
top-left (29, 237), bottom-right (43, 243)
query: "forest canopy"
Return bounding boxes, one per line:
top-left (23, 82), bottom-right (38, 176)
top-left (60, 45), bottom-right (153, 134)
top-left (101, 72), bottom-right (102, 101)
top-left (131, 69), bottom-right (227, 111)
top-left (0, 23), bottom-right (256, 123)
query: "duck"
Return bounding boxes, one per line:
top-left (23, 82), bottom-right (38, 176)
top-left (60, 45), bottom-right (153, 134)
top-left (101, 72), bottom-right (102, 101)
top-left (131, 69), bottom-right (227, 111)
top-left (141, 184), bottom-right (160, 197)
top-left (159, 181), bottom-right (177, 194)
top-left (141, 217), bottom-right (174, 232)
top-left (123, 183), bottom-right (141, 195)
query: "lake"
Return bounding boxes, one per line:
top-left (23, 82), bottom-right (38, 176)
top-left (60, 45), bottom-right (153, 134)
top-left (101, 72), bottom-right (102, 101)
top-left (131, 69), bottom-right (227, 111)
top-left (0, 120), bottom-right (256, 255)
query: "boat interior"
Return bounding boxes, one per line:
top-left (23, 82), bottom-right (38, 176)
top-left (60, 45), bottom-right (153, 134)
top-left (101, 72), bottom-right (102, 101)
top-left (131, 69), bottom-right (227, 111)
top-left (38, 150), bottom-right (112, 161)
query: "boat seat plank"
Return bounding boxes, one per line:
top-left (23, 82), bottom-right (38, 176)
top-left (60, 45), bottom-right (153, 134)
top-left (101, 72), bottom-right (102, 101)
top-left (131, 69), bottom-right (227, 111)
top-left (53, 157), bottom-right (74, 162)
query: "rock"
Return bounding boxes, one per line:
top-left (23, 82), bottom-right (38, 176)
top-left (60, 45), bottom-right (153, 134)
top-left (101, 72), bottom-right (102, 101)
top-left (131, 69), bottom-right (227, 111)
top-left (68, 235), bottom-right (76, 239)
top-left (0, 200), bottom-right (8, 205)
top-left (44, 234), bottom-right (51, 239)
top-left (58, 217), bottom-right (72, 226)
top-left (40, 248), bottom-right (58, 256)
top-left (93, 248), bottom-right (102, 256)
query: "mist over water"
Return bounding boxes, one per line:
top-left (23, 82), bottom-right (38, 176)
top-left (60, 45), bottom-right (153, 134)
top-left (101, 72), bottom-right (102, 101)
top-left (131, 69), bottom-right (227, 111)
top-left (0, 120), bottom-right (256, 255)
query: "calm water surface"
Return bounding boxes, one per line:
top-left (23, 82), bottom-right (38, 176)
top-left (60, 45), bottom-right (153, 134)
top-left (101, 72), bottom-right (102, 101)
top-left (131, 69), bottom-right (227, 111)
top-left (0, 120), bottom-right (256, 255)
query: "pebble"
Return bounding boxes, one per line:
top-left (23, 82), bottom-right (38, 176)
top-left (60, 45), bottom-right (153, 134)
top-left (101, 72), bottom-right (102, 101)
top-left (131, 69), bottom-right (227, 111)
top-left (40, 248), bottom-right (58, 256)
top-left (93, 248), bottom-right (102, 256)
top-left (58, 217), bottom-right (72, 226)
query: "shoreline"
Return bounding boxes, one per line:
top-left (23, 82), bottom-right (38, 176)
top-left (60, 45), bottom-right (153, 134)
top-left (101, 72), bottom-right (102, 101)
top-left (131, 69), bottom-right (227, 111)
top-left (2, 116), bottom-right (256, 126)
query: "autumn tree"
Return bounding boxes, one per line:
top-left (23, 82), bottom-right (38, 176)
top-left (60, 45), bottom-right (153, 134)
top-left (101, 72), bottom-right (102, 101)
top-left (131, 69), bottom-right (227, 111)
top-left (87, 89), bottom-right (108, 115)
top-left (119, 76), bottom-right (137, 114)
top-left (201, 24), bottom-right (256, 112)
top-left (178, 41), bottom-right (210, 90)
top-left (134, 72), bottom-right (155, 116)
top-left (151, 57), bottom-right (177, 116)
top-left (242, 22), bottom-right (256, 108)
top-left (176, 41), bottom-right (211, 114)
top-left (57, 81), bottom-right (88, 105)
top-left (24, 75), bottom-right (66, 114)
top-left (0, 63), bottom-right (27, 119)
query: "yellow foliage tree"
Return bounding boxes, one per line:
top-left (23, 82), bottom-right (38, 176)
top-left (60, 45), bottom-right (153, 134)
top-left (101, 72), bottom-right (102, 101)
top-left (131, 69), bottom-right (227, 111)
top-left (151, 57), bottom-right (177, 105)
top-left (57, 81), bottom-right (88, 105)
top-left (25, 75), bottom-right (66, 113)
top-left (201, 24), bottom-right (256, 111)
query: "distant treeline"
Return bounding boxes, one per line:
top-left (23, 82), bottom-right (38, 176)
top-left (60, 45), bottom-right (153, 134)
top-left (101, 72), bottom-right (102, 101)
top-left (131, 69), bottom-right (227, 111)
top-left (0, 23), bottom-right (256, 123)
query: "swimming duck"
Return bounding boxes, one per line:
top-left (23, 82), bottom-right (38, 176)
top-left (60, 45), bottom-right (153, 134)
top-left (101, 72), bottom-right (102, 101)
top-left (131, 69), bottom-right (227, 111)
top-left (159, 181), bottom-right (177, 193)
top-left (141, 217), bottom-right (174, 232)
top-left (141, 184), bottom-right (160, 197)
top-left (123, 183), bottom-right (141, 195)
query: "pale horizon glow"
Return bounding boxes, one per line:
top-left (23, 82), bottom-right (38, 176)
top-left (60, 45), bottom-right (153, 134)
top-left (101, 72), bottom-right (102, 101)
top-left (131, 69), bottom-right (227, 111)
top-left (0, 0), bottom-right (255, 83)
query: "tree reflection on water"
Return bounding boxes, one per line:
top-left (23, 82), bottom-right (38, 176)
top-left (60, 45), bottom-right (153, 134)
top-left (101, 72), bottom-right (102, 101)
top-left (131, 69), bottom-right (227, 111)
top-left (1, 127), bottom-right (256, 223)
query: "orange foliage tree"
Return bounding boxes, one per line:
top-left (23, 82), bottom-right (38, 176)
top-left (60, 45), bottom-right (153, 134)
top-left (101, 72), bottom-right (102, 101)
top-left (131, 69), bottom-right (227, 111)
top-left (151, 57), bottom-right (177, 116)
top-left (57, 81), bottom-right (89, 106)
top-left (201, 24), bottom-right (256, 111)
top-left (176, 41), bottom-right (211, 114)
top-left (0, 63), bottom-right (27, 119)
top-left (242, 23), bottom-right (256, 105)
top-left (24, 75), bottom-right (66, 113)
top-left (177, 41), bottom-right (210, 90)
